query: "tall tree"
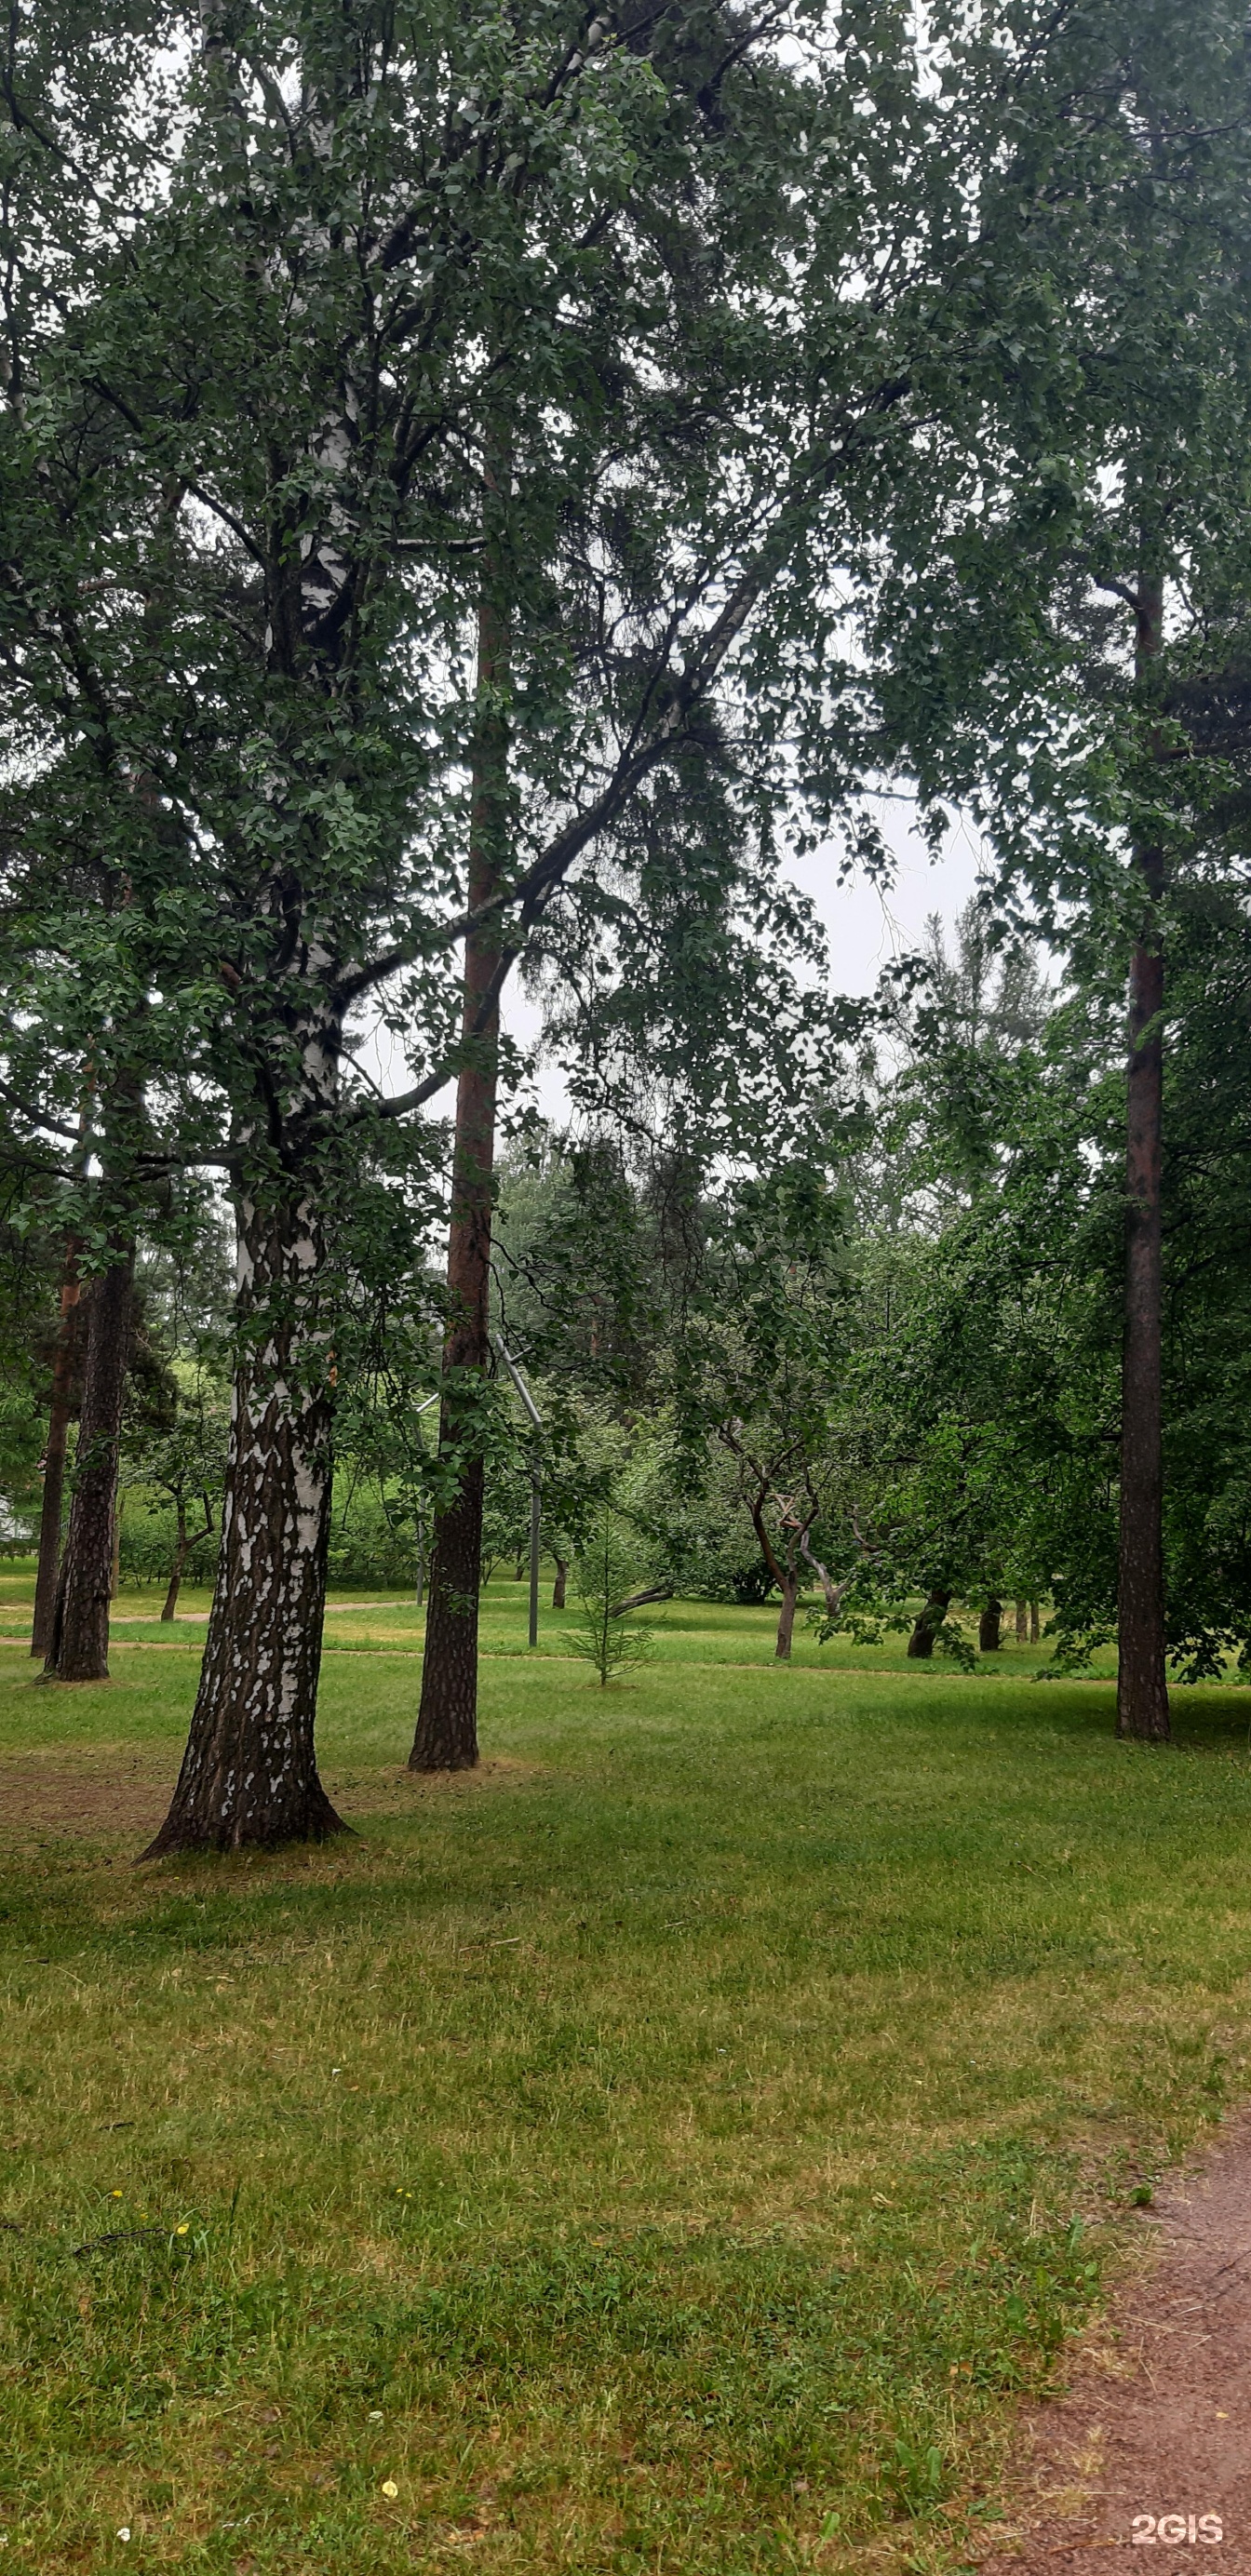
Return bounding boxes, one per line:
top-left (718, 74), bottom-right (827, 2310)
top-left (1116, 560), bottom-right (1169, 1738)
top-left (43, 1241), bottom-right (134, 1683)
top-left (862, 0), bottom-right (1251, 1731)
top-left (410, 438), bottom-right (512, 1771)
top-left (30, 1228), bottom-right (84, 1657)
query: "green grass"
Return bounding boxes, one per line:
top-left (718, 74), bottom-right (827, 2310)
top-left (0, 1568), bottom-right (1247, 2572)
top-left (0, 1563), bottom-right (1120, 1676)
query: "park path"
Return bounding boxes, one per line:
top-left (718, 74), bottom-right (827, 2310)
top-left (104, 1600), bottom-right (404, 1620)
top-left (981, 2112), bottom-right (1251, 2569)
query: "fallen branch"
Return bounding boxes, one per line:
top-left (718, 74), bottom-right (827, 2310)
top-left (73, 2224), bottom-right (168, 2256)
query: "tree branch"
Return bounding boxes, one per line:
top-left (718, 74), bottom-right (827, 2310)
top-left (340, 374), bottom-right (913, 1032)
top-left (0, 1073), bottom-right (86, 1143)
top-left (610, 1584), bottom-right (673, 1616)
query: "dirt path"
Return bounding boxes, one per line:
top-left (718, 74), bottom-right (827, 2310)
top-left (982, 2114), bottom-right (1251, 2569)
top-left (0, 1751), bottom-right (539, 1843)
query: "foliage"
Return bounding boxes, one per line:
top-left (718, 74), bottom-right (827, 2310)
top-left (623, 1429), bottom-right (778, 1605)
top-left (665, 1162), bottom-right (855, 1650)
top-left (323, 1472), bottom-right (419, 1594)
top-left (0, 1202), bottom-right (74, 1543)
top-left (116, 1363), bottom-right (228, 1597)
top-left (0, 1384), bottom-right (42, 1545)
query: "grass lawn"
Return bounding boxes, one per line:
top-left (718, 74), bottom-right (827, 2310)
top-left (0, 1566), bottom-right (1247, 2573)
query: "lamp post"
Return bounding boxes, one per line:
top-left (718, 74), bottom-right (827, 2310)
top-left (493, 1335), bottom-right (542, 1649)
top-left (412, 1388), bottom-right (439, 1607)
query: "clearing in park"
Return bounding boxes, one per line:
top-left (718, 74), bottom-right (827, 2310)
top-left (2, 1572), bottom-right (1249, 2573)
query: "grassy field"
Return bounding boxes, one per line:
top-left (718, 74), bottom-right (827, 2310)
top-left (0, 1565), bottom-right (1245, 2574)
top-left (0, 1569), bottom-right (1123, 1677)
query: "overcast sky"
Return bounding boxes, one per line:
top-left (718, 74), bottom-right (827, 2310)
top-left (504, 796), bottom-right (992, 1123)
top-left (359, 797), bottom-right (993, 1125)
top-left (787, 797), bottom-right (990, 999)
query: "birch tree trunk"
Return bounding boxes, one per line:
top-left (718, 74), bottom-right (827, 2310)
top-left (31, 1236), bottom-right (83, 1657)
top-left (1116, 564), bottom-right (1170, 1743)
top-left (410, 462), bottom-right (511, 1775)
top-left (141, 1188), bottom-right (345, 1855)
top-left (45, 1246), bottom-right (134, 1683)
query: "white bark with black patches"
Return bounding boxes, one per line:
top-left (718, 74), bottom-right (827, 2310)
top-left (143, 1013), bottom-right (348, 1849)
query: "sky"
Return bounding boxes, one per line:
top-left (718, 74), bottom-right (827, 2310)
top-left (787, 796), bottom-right (991, 1000)
top-left (500, 795), bottom-right (993, 1124)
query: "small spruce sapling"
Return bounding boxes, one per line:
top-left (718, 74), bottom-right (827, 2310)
top-left (568, 1509), bottom-right (654, 1686)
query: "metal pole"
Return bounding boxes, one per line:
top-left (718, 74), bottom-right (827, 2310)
top-left (412, 1388), bottom-right (439, 1610)
top-left (529, 1459), bottom-right (541, 1648)
top-left (492, 1336), bottom-right (544, 1654)
top-left (493, 1334), bottom-right (542, 1430)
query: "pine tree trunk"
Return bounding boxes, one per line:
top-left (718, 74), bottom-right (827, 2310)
top-left (978, 1598), bottom-right (1002, 1653)
top-left (774, 1573), bottom-right (799, 1661)
top-left (141, 1192), bottom-right (346, 1856)
top-left (45, 1248), bottom-right (133, 1684)
top-left (410, 880), bottom-right (500, 1771)
top-left (1117, 905), bottom-right (1169, 1740)
top-left (30, 1238), bottom-right (83, 1657)
top-left (411, 464), bottom-right (511, 1775)
top-left (412, 1454), bottom-right (487, 1765)
top-left (552, 1558), bottom-right (568, 1610)
top-left (1117, 563), bottom-right (1170, 1745)
top-left (1015, 1599), bottom-right (1028, 1641)
top-left (907, 1590), bottom-right (950, 1658)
